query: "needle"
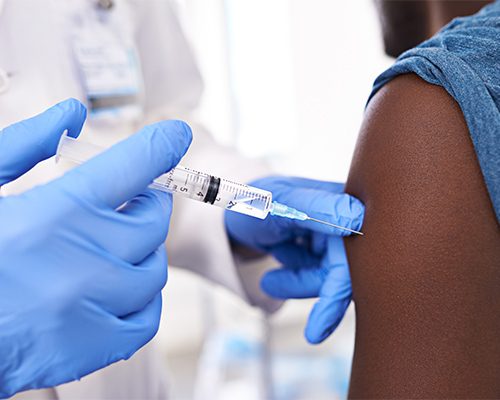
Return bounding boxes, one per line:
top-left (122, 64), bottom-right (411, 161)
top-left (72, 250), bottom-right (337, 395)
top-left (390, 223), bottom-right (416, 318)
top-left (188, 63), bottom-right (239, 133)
top-left (307, 217), bottom-right (364, 235)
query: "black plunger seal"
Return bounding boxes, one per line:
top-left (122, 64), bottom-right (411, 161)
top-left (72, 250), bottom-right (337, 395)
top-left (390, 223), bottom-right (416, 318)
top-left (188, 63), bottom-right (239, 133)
top-left (203, 176), bottom-right (220, 204)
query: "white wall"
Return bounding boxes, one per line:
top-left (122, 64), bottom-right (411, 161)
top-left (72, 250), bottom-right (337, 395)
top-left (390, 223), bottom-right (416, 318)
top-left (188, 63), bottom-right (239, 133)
top-left (185, 0), bottom-right (393, 181)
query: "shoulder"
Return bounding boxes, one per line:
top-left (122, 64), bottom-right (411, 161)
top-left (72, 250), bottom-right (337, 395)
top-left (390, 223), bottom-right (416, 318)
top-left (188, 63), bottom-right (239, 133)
top-left (349, 72), bottom-right (479, 206)
top-left (346, 72), bottom-right (499, 266)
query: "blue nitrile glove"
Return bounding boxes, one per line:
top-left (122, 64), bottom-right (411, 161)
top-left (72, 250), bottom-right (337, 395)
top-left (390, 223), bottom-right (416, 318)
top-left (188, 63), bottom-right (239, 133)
top-left (0, 99), bottom-right (192, 398)
top-left (225, 176), bottom-right (364, 344)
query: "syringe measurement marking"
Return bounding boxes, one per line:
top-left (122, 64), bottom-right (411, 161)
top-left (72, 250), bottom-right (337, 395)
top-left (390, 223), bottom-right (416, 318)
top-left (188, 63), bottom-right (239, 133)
top-left (201, 176), bottom-right (207, 193)
top-left (219, 181), bottom-right (267, 210)
top-left (192, 173), bottom-right (208, 197)
top-left (163, 168), bottom-right (175, 189)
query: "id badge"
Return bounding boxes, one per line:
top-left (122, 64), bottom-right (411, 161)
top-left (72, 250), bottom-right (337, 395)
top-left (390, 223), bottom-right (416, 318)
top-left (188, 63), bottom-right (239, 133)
top-left (68, 2), bottom-right (144, 124)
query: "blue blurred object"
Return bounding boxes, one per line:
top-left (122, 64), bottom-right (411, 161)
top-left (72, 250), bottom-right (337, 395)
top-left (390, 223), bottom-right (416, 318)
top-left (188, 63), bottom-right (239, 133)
top-left (0, 99), bottom-right (192, 398)
top-left (225, 176), bottom-right (364, 344)
top-left (272, 353), bottom-right (352, 400)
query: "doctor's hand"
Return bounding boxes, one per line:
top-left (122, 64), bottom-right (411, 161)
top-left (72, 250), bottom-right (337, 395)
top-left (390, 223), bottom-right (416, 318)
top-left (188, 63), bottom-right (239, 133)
top-left (225, 176), bottom-right (364, 344)
top-left (0, 99), bottom-right (192, 398)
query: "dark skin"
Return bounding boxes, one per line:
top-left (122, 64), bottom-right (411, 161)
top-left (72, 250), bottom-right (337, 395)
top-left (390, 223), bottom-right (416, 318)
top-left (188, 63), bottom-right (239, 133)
top-left (345, 73), bottom-right (500, 398)
top-left (345, 1), bottom-right (500, 397)
top-left (374, 0), bottom-right (493, 57)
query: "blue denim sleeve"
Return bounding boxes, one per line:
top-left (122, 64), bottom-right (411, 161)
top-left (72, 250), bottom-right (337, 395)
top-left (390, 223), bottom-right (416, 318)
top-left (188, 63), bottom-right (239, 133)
top-left (367, 0), bottom-right (500, 223)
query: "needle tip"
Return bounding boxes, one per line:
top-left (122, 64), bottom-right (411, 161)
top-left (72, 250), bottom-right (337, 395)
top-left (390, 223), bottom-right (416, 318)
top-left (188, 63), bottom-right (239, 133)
top-left (307, 217), bottom-right (364, 236)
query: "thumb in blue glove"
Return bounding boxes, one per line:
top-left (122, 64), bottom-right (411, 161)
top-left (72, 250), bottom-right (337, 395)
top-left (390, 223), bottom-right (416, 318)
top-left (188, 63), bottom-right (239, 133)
top-left (0, 99), bottom-right (192, 398)
top-left (225, 176), bottom-right (364, 344)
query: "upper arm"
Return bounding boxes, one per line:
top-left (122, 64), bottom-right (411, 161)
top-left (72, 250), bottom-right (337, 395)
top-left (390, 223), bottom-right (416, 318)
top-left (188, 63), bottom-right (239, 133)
top-left (344, 73), bottom-right (500, 398)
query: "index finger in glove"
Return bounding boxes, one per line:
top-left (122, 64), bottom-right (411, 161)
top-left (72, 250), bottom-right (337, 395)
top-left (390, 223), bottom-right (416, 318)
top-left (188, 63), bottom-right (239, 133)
top-left (272, 187), bottom-right (364, 237)
top-left (0, 98), bottom-right (86, 186)
top-left (58, 120), bottom-right (192, 210)
top-left (251, 176), bottom-right (364, 236)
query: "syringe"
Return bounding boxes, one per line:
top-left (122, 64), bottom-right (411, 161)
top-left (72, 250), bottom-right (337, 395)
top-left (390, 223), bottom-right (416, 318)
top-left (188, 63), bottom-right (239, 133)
top-left (56, 131), bottom-right (363, 235)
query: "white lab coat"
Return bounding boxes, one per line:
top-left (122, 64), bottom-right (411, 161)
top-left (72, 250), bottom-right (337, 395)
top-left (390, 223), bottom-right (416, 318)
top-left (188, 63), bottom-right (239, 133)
top-left (0, 0), bottom-right (280, 398)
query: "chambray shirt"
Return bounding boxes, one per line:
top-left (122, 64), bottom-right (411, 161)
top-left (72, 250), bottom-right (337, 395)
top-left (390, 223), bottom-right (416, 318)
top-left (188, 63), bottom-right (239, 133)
top-left (369, 1), bottom-right (500, 223)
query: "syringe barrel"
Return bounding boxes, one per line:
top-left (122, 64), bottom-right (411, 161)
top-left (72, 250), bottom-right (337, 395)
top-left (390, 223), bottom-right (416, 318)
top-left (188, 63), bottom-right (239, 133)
top-left (151, 166), bottom-right (273, 219)
top-left (56, 131), bottom-right (273, 219)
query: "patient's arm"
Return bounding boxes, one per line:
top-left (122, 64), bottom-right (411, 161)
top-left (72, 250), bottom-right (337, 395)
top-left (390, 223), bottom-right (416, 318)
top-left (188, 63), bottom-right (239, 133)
top-left (344, 73), bottom-right (500, 398)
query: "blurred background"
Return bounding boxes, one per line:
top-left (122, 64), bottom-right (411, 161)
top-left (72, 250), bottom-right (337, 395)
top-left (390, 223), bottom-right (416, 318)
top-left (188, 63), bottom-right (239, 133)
top-left (157, 1), bottom-right (393, 399)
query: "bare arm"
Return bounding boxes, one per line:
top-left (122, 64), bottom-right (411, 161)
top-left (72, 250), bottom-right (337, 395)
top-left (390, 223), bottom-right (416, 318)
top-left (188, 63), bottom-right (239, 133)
top-left (345, 73), bottom-right (500, 398)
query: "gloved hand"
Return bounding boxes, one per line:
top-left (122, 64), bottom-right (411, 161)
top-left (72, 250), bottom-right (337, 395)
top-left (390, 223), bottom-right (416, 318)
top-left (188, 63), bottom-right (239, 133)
top-left (0, 99), bottom-right (192, 398)
top-left (225, 176), bottom-right (364, 344)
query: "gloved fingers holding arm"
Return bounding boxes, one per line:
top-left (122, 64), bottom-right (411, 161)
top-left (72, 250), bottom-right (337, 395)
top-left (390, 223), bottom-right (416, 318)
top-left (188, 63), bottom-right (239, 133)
top-left (263, 236), bottom-right (352, 344)
top-left (0, 100), bottom-right (192, 398)
top-left (224, 175), bottom-right (363, 345)
top-left (264, 176), bottom-right (363, 235)
top-left (225, 176), bottom-right (364, 251)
